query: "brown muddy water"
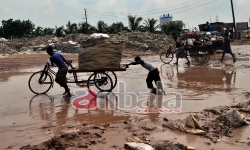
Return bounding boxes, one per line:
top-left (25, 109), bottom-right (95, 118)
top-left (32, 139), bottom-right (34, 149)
top-left (1, 46), bottom-right (250, 149)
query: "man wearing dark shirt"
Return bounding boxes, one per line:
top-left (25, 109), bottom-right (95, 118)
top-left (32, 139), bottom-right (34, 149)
top-left (204, 21), bottom-right (212, 31)
top-left (47, 46), bottom-right (73, 96)
top-left (206, 21), bottom-right (212, 31)
top-left (220, 34), bottom-right (236, 62)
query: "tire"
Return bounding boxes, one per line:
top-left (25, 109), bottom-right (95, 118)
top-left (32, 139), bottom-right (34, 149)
top-left (203, 51), bottom-right (210, 63)
top-left (105, 71), bottom-right (117, 88)
top-left (28, 71), bottom-right (53, 94)
top-left (160, 50), bottom-right (173, 64)
top-left (94, 72), bottom-right (113, 91)
top-left (93, 72), bottom-right (113, 91)
top-left (195, 51), bottom-right (207, 63)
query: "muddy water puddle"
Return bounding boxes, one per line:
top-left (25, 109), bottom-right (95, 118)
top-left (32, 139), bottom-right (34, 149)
top-left (1, 54), bottom-right (250, 149)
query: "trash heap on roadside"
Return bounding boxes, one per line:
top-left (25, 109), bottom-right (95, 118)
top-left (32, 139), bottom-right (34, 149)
top-left (0, 32), bottom-right (174, 55)
top-left (162, 102), bottom-right (250, 144)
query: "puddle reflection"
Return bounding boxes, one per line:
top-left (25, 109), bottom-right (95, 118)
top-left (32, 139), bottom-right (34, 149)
top-left (29, 93), bottom-right (131, 133)
top-left (160, 64), bottom-right (236, 92)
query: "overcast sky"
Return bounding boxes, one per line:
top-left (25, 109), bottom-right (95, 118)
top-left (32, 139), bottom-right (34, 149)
top-left (0, 0), bottom-right (249, 30)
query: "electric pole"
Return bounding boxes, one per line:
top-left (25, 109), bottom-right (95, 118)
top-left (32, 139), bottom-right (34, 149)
top-left (84, 8), bottom-right (88, 30)
top-left (230, 0), bottom-right (237, 38)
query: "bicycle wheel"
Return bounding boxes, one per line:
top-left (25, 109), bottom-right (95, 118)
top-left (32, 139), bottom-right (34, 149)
top-left (94, 72), bottom-right (113, 91)
top-left (28, 71), bottom-right (53, 94)
top-left (105, 71), bottom-right (117, 88)
top-left (195, 51), bottom-right (207, 63)
top-left (160, 50), bottom-right (173, 64)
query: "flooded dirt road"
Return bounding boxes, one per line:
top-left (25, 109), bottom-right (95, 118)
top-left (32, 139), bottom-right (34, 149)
top-left (0, 45), bottom-right (250, 149)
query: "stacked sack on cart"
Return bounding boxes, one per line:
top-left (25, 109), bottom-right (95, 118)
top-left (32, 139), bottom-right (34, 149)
top-left (78, 33), bottom-right (125, 70)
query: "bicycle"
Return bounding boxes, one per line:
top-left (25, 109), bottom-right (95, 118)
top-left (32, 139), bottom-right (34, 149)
top-left (160, 44), bottom-right (210, 64)
top-left (28, 60), bottom-right (121, 94)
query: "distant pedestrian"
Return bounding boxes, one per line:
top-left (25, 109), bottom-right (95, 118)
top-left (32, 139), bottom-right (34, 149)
top-left (204, 21), bottom-right (212, 31)
top-left (220, 34), bottom-right (236, 62)
top-left (174, 41), bottom-right (190, 65)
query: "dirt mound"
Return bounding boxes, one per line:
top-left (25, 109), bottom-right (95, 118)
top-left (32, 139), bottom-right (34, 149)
top-left (20, 131), bottom-right (106, 150)
top-left (62, 34), bottom-right (89, 43)
top-left (114, 31), bottom-right (175, 51)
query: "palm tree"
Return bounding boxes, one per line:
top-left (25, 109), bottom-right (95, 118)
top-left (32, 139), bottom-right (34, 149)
top-left (55, 26), bottom-right (65, 37)
top-left (43, 28), bottom-right (54, 35)
top-left (128, 15), bottom-right (143, 32)
top-left (108, 22), bottom-right (125, 34)
top-left (143, 18), bottom-right (159, 33)
top-left (78, 22), bottom-right (97, 34)
top-left (33, 26), bottom-right (43, 37)
top-left (65, 21), bottom-right (78, 34)
top-left (96, 20), bottom-right (108, 33)
top-left (161, 22), bottom-right (183, 37)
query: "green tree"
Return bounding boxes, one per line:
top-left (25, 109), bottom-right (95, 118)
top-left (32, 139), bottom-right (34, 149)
top-left (143, 18), bottom-right (159, 33)
top-left (96, 20), bottom-right (108, 33)
top-left (128, 15), bottom-right (143, 32)
top-left (43, 28), bottom-right (54, 35)
top-left (22, 20), bottom-right (35, 36)
top-left (65, 21), bottom-right (78, 34)
top-left (33, 26), bottom-right (43, 37)
top-left (1, 19), bottom-right (35, 38)
top-left (0, 26), bottom-right (3, 37)
top-left (55, 26), bottom-right (65, 37)
top-left (78, 22), bottom-right (96, 34)
top-left (161, 22), bottom-right (183, 37)
top-left (108, 22), bottom-right (125, 34)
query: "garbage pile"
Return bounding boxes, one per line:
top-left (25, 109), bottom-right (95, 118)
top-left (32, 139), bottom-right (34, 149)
top-left (0, 32), bottom-right (174, 55)
top-left (113, 31), bottom-right (174, 51)
top-left (162, 104), bottom-right (250, 144)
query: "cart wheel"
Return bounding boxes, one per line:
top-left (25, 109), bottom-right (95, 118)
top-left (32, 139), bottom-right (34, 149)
top-left (105, 71), bottom-right (117, 88)
top-left (28, 71), bottom-right (53, 94)
top-left (203, 51), bottom-right (210, 63)
top-left (160, 50), bottom-right (173, 64)
top-left (195, 51), bottom-right (207, 63)
top-left (87, 73), bottom-right (95, 91)
top-left (87, 72), bottom-right (113, 92)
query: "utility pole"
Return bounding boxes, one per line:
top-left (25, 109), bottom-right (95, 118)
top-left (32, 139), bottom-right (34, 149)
top-left (230, 0), bottom-right (237, 38)
top-left (84, 8), bottom-right (88, 30)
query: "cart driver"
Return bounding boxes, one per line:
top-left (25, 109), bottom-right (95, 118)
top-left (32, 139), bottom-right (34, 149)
top-left (46, 46), bottom-right (74, 96)
top-left (127, 56), bottom-right (165, 94)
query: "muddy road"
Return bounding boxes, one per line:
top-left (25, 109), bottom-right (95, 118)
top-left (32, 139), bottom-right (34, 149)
top-left (0, 45), bottom-right (250, 150)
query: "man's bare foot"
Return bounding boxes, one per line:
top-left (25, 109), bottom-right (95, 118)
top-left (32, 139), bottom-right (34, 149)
top-left (63, 89), bottom-right (70, 95)
top-left (64, 92), bottom-right (72, 97)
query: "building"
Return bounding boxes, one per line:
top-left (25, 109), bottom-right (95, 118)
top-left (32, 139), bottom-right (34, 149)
top-left (160, 13), bottom-right (173, 26)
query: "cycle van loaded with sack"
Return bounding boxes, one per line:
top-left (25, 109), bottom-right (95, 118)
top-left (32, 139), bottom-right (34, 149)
top-left (28, 35), bottom-right (128, 94)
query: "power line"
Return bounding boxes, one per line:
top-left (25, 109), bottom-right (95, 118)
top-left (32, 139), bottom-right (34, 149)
top-left (87, 0), bottom-right (204, 15)
top-left (87, 0), bottom-right (222, 26)
top-left (87, 0), bottom-right (218, 19)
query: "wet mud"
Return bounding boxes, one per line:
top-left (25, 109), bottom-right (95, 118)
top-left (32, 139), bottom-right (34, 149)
top-left (1, 45), bottom-right (250, 150)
